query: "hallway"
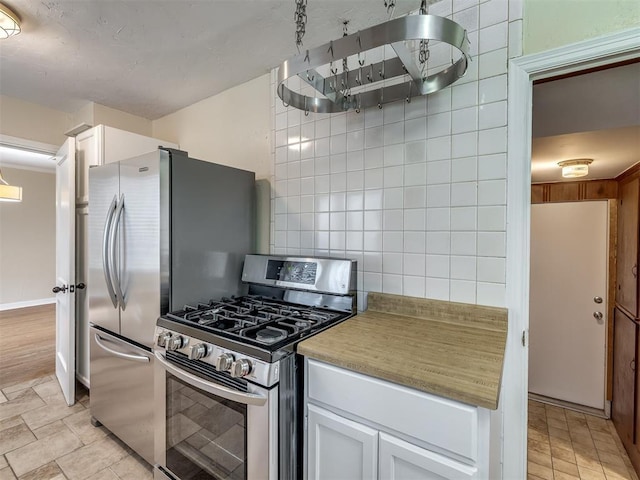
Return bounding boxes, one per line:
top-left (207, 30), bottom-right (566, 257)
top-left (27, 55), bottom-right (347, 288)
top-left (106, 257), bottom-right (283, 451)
top-left (528, 400), bottom-right (638, 480)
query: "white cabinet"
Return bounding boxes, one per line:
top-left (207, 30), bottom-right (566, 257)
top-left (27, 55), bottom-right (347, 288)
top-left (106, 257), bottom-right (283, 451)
top-left (72, 125), bottom-right (176, 386)
top-left (305, 359), bottom-right (490, 480)
top-left (308, 404), bottom-right (378, 480)
top-left (379, 433), bottom-right (477, 480)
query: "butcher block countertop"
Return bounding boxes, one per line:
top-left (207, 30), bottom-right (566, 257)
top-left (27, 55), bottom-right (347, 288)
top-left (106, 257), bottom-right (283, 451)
top-left (297, 292), bottom-right (508, 410)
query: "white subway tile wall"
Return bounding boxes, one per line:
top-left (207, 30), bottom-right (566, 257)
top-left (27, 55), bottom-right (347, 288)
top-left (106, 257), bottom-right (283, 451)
top-left (270, 0), bottom-right (521, 310)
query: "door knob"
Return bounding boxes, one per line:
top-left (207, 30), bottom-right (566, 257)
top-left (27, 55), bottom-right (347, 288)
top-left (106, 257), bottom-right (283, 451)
top-left (593, 311), bottom-right (603, 321)
top-left (76, 283), bottom-right (86, 290)
top-left (52, 285), bottom-right (68, 293)
top-left (593, 296), bottom-right (603, 304)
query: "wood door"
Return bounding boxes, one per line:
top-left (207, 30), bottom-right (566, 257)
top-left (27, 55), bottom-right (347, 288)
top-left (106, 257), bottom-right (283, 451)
top-left (617, 178), bottom-right (639, 317)
top-left (613, 308), bottom-right (637, 446)
top-left (307, 404), bottom-right (378, 480)
top-left (529, 201), bottom-right (608, 409)
top-left (55, 138), bottom-right (76, 406)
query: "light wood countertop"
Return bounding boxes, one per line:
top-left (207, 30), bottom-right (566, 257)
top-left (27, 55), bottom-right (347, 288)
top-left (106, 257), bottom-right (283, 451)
top-left (297, 292), bottom-right (508, 410)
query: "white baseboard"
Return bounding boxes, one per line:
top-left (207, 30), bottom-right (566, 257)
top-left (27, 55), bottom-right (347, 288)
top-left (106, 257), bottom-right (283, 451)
top-left (0, 297), bottom-right (56, 311)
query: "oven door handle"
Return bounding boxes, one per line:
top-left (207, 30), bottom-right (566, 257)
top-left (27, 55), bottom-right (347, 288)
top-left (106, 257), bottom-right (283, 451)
top-left (154, 351), bottom-right (267, 406)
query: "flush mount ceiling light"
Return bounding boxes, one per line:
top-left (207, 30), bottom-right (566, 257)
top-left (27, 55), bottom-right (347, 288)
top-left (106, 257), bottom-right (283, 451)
top-left (558, 159), bottom-right (593, 179)
top-left (0, 3), bottom-right (20, 39)
top-left (277, 0), bottom-right (470, 114)
top-left (0, 168), bottom-right (22, 202)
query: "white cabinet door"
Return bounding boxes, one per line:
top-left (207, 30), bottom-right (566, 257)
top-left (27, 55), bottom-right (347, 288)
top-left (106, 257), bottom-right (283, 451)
top-left (75, 126), bottom-right (103, 205)
top-left (379, 433), bottom-right (477, 480)
top-left (308, 404), bottom-right (378, 480)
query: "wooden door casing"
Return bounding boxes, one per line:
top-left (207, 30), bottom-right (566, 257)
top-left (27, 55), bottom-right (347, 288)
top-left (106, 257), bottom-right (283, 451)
top-left (617, 178), bottom-right (639, 318)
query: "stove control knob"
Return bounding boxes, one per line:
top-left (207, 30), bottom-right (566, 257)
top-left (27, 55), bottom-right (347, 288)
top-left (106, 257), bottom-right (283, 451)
top-left (156, 332), bottom-right (172, 348)
top-left (188, 344), bottom-right (208, 360)
top-left (230, 359), bottom-right (252, 378)
top-left (215, 353), bottom-right (235, 372)
top-left (167, 335), bottom-right (185, 351)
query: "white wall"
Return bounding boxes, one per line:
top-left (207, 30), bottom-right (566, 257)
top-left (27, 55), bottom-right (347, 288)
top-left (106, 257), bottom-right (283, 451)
top-left (0, 95), bottom-right (72, 146)
top-left (523, 0), bottom-right (640, 54)
top-left (269, 0), bottom-right (521, 312)
top-left (152, 75), bottom-right (271, 179)
top-left (0, 167), bottom-right (56, 307)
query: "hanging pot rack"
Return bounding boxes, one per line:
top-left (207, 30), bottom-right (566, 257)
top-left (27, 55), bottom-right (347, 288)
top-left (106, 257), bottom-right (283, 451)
top-left (277, 13), bottom-right (471, 114)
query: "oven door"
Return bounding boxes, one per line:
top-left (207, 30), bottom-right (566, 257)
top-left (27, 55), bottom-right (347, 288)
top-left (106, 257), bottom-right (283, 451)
top-left (154, 350), bottom-right (278, 480)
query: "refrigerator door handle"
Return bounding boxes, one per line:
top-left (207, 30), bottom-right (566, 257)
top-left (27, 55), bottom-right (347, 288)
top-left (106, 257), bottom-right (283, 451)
top-left (102, 195), bottom-right (118, 308)
top-left (94, 333), bottom-right (150, 363)
top-left (110, 194), bottom-right (126, 311)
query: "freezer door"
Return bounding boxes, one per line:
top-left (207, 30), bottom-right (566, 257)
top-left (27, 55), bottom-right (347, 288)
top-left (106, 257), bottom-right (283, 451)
top-left (88, 162), bottom-right (121, 334)
top-left (90, 326), bottom-right (154, 464)
top-left (118, 151), bottom-right (166, 348)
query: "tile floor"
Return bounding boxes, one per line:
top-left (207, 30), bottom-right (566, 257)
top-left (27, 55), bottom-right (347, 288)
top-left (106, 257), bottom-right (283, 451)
top-left (529, 400), bottom-right (639, 480)
top-left (0, 375), bottom-right (152, 480)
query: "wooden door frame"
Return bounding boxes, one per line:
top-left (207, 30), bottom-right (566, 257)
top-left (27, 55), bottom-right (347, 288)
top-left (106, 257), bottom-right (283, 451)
top-left (502, 27), bottom-right (640, 479)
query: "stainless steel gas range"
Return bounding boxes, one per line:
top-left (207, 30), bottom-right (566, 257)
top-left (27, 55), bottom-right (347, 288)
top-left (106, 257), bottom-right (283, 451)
top-left (153, 254), bottom-right (357, 480)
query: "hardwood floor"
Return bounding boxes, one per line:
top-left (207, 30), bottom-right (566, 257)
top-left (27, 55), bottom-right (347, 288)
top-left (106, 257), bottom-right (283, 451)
top-left (0, 304), bottom-right (56, 390)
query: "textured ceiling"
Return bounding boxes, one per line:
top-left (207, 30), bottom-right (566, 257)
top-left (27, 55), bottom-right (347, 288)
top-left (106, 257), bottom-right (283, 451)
top-left (0, 0), bottom-right (417, 119)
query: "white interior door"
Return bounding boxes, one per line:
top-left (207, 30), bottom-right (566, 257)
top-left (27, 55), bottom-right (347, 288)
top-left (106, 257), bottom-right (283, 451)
top-left (55, 138), bottom-right (76, 406)
top-left (529, 201), bottom-right (608, 410)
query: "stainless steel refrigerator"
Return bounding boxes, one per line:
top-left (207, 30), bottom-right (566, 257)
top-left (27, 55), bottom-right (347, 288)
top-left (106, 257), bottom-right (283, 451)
top-left (88, 147), bottom-right (255, 464)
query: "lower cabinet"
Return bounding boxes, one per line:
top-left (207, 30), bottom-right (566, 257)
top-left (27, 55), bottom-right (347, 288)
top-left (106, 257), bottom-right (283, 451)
top-left (307, 404), bottom-right (378, 480)
top-left (305, 359), bottom-right (488, 480)
top-left (612, 307), bottom-right (637, 447)
top-left (379, 433), bottom-right (476, 480)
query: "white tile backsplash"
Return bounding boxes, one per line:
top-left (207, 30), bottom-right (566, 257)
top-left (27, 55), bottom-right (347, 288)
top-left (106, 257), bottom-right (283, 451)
top-left (269, 0), bottom-right (509, 306)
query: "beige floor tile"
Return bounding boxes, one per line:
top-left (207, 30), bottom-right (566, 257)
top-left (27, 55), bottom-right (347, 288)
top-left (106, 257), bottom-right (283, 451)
top-left (20, 400), bottom-right (84, 431)
top-left (528, 475), bottom-right (546, 480)
top-left (31, 381), bottom-right (65, 405)
top-left (5, 428), bottom-right (82, 477)
top-left (592, 430), bottom-right (618, 445)
top-left (0, 418), bottom-right (24, 435)
top-left (528, 460), bottom-right (554, 480)
top-left (56, 435), bottom-right (129, 480)
top-left (576, 450), bottom-right (607, 472)
top-left (0, 424), bottom-right (35, 456)
top-left (84, 469), bottom-right (119, 480)
top-left (63, 409), bottom-right (107, 446)
top-left (553, 457), bottom-right (579, 476)
top-left (1, 377), bottom-right (55, 396)
top-left (0, 467), bottom-right (16, 480)
top-left (598, 451), bottom-right (627, 467)
top-left (551, 444), bottom-right (576, 464)
top-left (545, 405), bottom-right (567, 420)
top-left (597, 440), bottom-right (625, 456)
top-left (529, 437), bottom-right (552, 455)
top-left (18, 462), bottom-right (65, 480)
top-left (550, 426), bottom-right (572, 441)
top-left (0, 392), bottom-right (7, 405)
top-left (0, 391), bottom-right (45, 423)
top-left (579, 465), bottom-right (607, 480)
top-left (528, 449), bottom-right (552, 468)
top-left (548, 416), bottom-right (569, 431)
top-left (0, 456), bottom-right (7, 469)
top-left (603, 462), bottom-right (634, 480)
top-left (32, 420), bottom-right (66, 440)
top-left (109, 454), bottom-right (152, 480)
top-left (554, 470), bottom-right (580, 480)
top-left (550, 435), bottom-right (574, 452)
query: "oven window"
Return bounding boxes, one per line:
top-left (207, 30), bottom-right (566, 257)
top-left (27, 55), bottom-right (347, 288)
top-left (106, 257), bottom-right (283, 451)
top-left (166, 373), bottom-right (247, 480)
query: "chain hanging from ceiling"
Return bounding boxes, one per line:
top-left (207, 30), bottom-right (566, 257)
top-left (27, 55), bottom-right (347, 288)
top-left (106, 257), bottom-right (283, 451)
top-left (278, 0), bottom-right (470, 114)
top-left (294, 0), bottom-right (307, 52)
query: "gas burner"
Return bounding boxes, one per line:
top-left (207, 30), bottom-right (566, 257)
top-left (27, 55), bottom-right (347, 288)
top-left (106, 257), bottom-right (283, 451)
top-left (255, 327), bottom-right (288, 344)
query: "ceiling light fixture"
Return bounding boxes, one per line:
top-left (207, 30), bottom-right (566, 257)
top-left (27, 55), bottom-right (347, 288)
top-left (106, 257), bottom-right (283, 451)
top-left (0, 169), bottom-right (22, 202)
top-left (277, 0), bottom-right (470, 114)
top-left (0, 3), bottom-right (20, 39)
top-left (558, 159), bottom-right (593, 179)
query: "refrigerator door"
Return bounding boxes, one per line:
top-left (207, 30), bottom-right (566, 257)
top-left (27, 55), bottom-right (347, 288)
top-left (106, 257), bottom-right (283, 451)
top-left (88, 162), bottom-right (121, 334)
top-left (118, 151), bottom-right (166, 348)
top-left (90, 326), bottom-right (154, 464)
